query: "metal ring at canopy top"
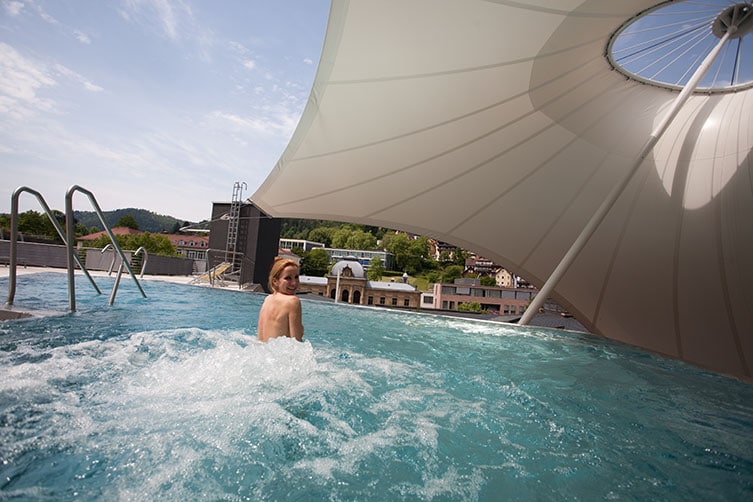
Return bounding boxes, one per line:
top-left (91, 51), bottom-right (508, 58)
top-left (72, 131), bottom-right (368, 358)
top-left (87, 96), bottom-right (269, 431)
top-left (607, 0), bottom-right (753, 93)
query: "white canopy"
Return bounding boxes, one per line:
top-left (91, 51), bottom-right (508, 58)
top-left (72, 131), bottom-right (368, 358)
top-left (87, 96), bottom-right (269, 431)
top-left (252, 0), bottom-right (753, 380)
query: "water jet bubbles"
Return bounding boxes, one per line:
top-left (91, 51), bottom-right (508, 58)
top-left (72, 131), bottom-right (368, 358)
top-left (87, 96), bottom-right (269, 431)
top-left (2, 275), bottom-right (753, 499)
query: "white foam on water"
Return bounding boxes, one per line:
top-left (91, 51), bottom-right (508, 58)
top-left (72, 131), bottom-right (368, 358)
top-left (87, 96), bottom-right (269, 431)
top-left (1, 327), bottom-right (492, 500)
top-left (4, 276), bottom-right (753, 500)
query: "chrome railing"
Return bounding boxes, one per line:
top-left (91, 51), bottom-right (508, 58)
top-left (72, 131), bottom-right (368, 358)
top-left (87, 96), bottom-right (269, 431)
top-left (6, 186), bottom-right (102, 306)
top-left (106, 246), bottom-right (148, 305)
top-left (65, 185), bottom-right (146, 311)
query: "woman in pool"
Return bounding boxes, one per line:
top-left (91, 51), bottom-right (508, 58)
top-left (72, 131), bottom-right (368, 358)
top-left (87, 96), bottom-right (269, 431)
top-left (257, 257), bottom-right (304, 342)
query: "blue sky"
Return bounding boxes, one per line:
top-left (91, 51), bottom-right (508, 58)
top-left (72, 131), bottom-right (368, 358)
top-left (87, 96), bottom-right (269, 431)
top-left (1, 0), bottom-right (329, 222)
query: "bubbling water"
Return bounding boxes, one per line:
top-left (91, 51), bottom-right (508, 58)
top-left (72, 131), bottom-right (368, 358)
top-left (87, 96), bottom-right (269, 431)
top-left (1, 328), bottom-right (490, 500)
top-left (2, 274), bottom-right (753, 500)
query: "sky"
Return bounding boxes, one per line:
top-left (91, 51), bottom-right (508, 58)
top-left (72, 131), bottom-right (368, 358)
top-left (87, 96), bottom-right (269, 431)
top-left (0, 0), bottom-right (329, 222)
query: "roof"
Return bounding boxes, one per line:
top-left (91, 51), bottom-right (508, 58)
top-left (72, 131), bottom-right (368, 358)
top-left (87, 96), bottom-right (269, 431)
top-left (300, 275), bottom-right (417, 293)
top-left (366, 281), bottom-right (417, 293)
top-left (165, 234), bottom-right (209, 246)
top-left (250, 0), bottom-right (753, 379)
top-left (300, 276), bottom-right (328, 286)
top-left (77, 227), bottom-right (208, 246)
top-left (330, 259), bottom-right (365, 278)
top-left (77, 227), bottom-right (142, 240)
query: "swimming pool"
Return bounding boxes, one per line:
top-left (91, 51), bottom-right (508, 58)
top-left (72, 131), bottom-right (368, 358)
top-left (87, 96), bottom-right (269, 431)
top-left (2, 272), bottom-right (752, 500)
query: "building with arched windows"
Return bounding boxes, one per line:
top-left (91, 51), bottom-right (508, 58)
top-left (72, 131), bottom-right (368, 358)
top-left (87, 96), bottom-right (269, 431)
top-left (298, 258), bottom-right (421, 308)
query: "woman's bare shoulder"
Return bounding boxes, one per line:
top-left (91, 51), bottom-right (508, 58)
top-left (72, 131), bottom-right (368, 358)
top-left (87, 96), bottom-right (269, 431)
top-left (265, 293), bottom-right (300, 307)
top-left (283, 294), bottom-right (301, 307)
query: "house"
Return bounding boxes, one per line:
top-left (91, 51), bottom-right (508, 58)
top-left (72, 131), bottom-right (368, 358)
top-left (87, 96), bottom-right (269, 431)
top-left (165, 234), bottom-right (209, 260)
top-left (297, 258), bottom-right (421, 308)
top-left (76, 226), bottom-right (142, 243)
top-left (76, 227), bottom-right (209, 260)
top-left (425, 278), bottom-right (535, 316)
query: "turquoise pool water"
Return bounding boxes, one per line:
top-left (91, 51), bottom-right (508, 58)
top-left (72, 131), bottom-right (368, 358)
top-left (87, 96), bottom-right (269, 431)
top-left (1, 272), bottom-right (752, 500)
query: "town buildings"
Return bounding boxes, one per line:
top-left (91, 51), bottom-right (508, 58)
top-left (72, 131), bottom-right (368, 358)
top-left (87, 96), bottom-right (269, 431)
top-left (297, 258), bottom-right (421, 308)
top-left (76, 227), bottom-right (209, 261)
top-left (422, 278), bottom-right (534, 316)
top-left (279, 238), bottom-right (395, 270)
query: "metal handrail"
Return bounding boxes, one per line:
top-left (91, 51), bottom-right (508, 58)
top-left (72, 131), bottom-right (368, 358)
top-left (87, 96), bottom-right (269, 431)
top-left (134, 246), bottom-right (148, 279)
top-left (65, 185), bottom-right (146, 311)
top-left (101, 244), bottom-right (117, 275)
top-left (6, 186), bottom-right (102, 306)
top-left (102, 246), bottom-right (148, 305)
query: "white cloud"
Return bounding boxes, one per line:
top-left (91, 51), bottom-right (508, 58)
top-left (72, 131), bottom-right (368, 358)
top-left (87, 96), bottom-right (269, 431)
top-left (124, 0), bottom-right (180, 40)
top-left (74, 30), bottom-right (91, 44)
top-left (122, 0), bottom-right (200, 43)
top-left (83, 81), bottom-right (103, 92)
top-left (303, 57), bottom-right (313, 65)
top-left (3, 0), bottom-right (24, 16)
top-left (243, 59), bottom-right (256, 71)
top-left (30, 2), bottom-right (59, 25)
top-left (209, 108), bottom-right (300, 140)
top-left (121, 0), bottom-right (216, 63)
top-left (0, 43), bottom-right (57, 117)
top-left (53, 64), bottom-right (103, 93)
top-left (210, 111), bottom-right (270, 134)
top-left (154, 0), bottom-right (179, 40)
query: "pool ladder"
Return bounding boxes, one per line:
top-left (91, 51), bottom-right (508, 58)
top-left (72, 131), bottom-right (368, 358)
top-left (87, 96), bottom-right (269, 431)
top-left (5, 185), bottom-right (147, 311)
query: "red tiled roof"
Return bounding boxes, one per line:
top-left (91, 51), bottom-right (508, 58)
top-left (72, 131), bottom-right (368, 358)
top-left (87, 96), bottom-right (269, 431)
top-left (77, 228), bottom-right (208, 247)
top-left (77, 227), bottom-right (143, 240)
top-left (164, 234), bottom-right (209, 246)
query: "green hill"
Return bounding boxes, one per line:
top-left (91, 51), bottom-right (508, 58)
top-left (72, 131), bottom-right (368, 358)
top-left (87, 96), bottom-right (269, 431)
top-left (74, 208), bottom-right (195, 234)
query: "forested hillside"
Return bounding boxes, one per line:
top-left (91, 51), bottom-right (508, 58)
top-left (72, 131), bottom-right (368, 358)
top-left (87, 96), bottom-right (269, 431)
top-left (74, 208), bottom-right (195, 234)
top-left (280, 218), bottom-right (387, 242)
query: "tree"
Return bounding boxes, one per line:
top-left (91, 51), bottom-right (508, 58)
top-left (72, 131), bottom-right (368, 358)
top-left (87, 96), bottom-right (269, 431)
top-left (367, 257), bottom-right (385, 280)
top-left (116, 214), bottom-right (139, 230)
top-left (405, 237), bottom-right (429, 274)
top-left (458, 302), bottom-right (484, 313)
top-left (13, 210), bottom-right (64, 242)
top-left (480, 276), bottom-right (497, 287)
top-left (383, 232), bottom-right (410, 267)
top-left (18, 210), bottom-right (49, 236)
top-left (330, 227), bottom-right (353, 248)
top-left (347, 229), bottom-right (378, 250)
top-left (453, 248), bottom-right (470, 266)
top-left (300, 248), bottom-right (329, 276)
top-left (440, 265), bottom-right (464, 284)
top-left (438, 249), bottom-right (455, 267)
top-left (382, 232), bottom-right (430, 274)
top-left (128, 232), bottom-right (176, 255)
top-left (89, 232), bottom-right (178, 256)
top-left (74, 222), bottom-right (90, 236)
top-left (0, 214), bottom-right (9, 236)
top-left (307, 227), bottom-right (334, 246)
top-left (423, 270), bottom-right (441, 284)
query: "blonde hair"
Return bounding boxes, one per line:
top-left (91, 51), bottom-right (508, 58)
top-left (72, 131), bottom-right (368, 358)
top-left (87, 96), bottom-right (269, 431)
top-left (268, 257), bottom-right (299, 292)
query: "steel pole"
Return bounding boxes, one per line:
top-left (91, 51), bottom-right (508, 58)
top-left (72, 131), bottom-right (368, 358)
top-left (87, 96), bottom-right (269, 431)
top-left (520, 29), bottom-right (731, 325)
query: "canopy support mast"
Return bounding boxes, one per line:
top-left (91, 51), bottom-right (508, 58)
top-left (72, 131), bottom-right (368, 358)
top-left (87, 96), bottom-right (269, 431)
top-left (520, 27), bottom-right (734, 326)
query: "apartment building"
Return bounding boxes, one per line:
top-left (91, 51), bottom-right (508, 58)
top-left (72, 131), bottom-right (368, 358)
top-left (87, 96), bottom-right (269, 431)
top-left (423, 278), bottom-right (535, 316)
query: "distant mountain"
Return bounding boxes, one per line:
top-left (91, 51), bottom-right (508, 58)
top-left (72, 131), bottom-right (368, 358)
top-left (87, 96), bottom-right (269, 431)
top-left (74, 208), bottom-right (196, 234)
